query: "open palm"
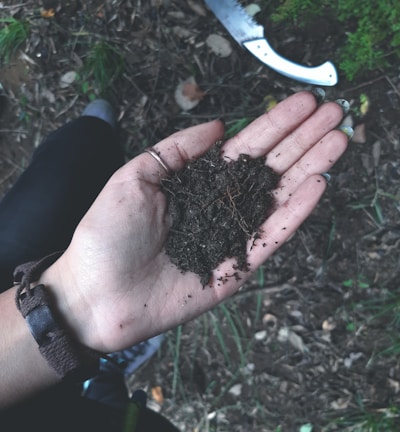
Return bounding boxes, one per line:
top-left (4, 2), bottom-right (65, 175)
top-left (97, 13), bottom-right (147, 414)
top-left (55, 91), bottom-right (349, 353)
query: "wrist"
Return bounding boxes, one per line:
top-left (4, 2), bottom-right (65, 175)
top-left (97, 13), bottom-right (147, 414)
top-left (39, 254), bottom-right (98, 351)
top-left (14, 252), bottom-right (101, 381)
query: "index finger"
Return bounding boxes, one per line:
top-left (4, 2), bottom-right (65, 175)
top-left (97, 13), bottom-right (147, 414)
top-left (136, 119), bottom-right (225, 183)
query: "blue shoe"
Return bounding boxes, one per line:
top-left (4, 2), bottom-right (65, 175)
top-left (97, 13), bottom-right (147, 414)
top-left (81, 99), bottom-right (116, 129)
top-left (102, 334), bottom-right (165, 377)
top-left (82, 335), bottom-right (164, 408)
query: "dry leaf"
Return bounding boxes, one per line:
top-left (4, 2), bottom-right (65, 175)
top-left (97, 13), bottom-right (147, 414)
top-left (228, 383), bottom-right (242, 397)
top-left (59, 71), bottom-right (77, 88)
top-left (174, 77), bottom-right (205, 111)
top-left (96, 8), bottom-right (105, 19)
top-left (188, 0), bottom-right (207, 16)
top-left (41, 8), bottom-right (55, 18)
top-left (352, 123), bottom-right (366, 143)
top-left (264, 95), bottom-right (278, 111)
top-left (360, 93), bottom-right (370, 116)
top-left (207, 411), bottom-right (217, 420)
top-left (206, 34), bottom-right (232, 58)
top-left (322, 318), bottom-right (336, 332)
top-left (173, 26), bottom-right (193, 39)
top-left (19, 52), bottom-right (36, 66)
top-left (151, 386), bottom-right (164, 404)
top-left (361, 153), bottom-right (374, 175)
top-left (330, 397), bottom-right (351, 410)
top-left (278, 327), bottom-right (307, 353)
top-left (41, 88), bottom-right (56, 104)
top-left (262, 313), bottom-right (278, 327)
top-left (344, 352), bottom-right (363, 368)
top-left (245, 4), bottom-right (261, 17)
top-left (254, 330), bottom-right (267, 341)
top-left (183, 83), bottom-right (205, 101)
top-left (372, 140), bottom-right (381, 167)
top-left (388, 378), bottom-right (400, 393)
top-left (341, 114), bottom-right (353, 128)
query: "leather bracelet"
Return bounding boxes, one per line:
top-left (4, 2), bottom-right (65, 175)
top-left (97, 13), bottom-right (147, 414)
top-left (14, 252), bottom-right (100, 382)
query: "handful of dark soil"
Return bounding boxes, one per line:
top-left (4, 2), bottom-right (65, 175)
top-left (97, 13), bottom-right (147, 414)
top-left (161, 141), bottom-right (280, 286)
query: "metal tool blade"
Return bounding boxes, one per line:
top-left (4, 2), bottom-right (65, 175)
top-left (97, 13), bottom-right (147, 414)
top-left (204, 0), bottom-right (338, 86)
top-left (204, 0), bottom-right (264, 44)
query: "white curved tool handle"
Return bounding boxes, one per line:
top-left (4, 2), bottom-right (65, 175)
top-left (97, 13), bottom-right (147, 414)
top-left (244, 38), bottom-right (338, 86)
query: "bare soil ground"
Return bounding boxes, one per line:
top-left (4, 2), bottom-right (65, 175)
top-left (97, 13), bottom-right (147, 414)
top-left (1, 1), bottom-right (400, 431)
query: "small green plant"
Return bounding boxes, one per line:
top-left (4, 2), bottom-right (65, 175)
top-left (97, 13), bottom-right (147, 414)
top-left (342, 277), bottom-right (370, 290)
top-left (358, 288), bottom-right (400, 357)
top-left (81, 40), bottom-right (124, 95)
top-left (225, 117), bottom-right (252, 139)
top-left (171, 324), bottom-right (183, 398)
top-left (270, 0), bottom-right (320, 23)
top-left (348, 188), bottom-right (399, 227)
top-left (17, 94), bottom-right (31, 123)
top-left (270, 0), bottom-right (400, 81)
top-left (326, 405), bottom-right (400, 431)
top-left (0, 17), bottom-right (29, 64)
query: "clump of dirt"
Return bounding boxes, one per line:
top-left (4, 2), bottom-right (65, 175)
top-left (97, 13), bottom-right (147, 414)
top-left (161, 141), bottom-right (280, 286)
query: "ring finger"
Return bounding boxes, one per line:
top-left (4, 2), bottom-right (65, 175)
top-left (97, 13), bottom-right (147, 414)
top-left (265, 101), bottom-right (345, 174)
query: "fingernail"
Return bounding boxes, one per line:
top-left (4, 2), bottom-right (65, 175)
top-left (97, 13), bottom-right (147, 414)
top-left (312, 87), bottom-right (326, 104)
top-left (335, 99), bottom-right (350, 115)
top-left (321, 172), bottom-right (331, 183)
top-left (217, 117), bottom-right (226, 126)
top-left (339, 125), bottom-right (354, 140)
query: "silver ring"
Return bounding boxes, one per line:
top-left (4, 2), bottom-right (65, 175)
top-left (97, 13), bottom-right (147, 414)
top-left (144, 148), bottom-right (171, 174)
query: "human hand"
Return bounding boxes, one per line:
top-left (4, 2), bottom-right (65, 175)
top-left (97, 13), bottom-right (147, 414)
top-left (46, 91), bottom-right (350, 353)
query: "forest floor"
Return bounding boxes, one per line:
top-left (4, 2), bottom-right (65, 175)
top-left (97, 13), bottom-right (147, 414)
top-left (1, 1), bottom-right (400, 431)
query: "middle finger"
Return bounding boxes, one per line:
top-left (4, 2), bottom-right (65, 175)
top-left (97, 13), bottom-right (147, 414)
top-left (265, 101), bottom-right (345, 174)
